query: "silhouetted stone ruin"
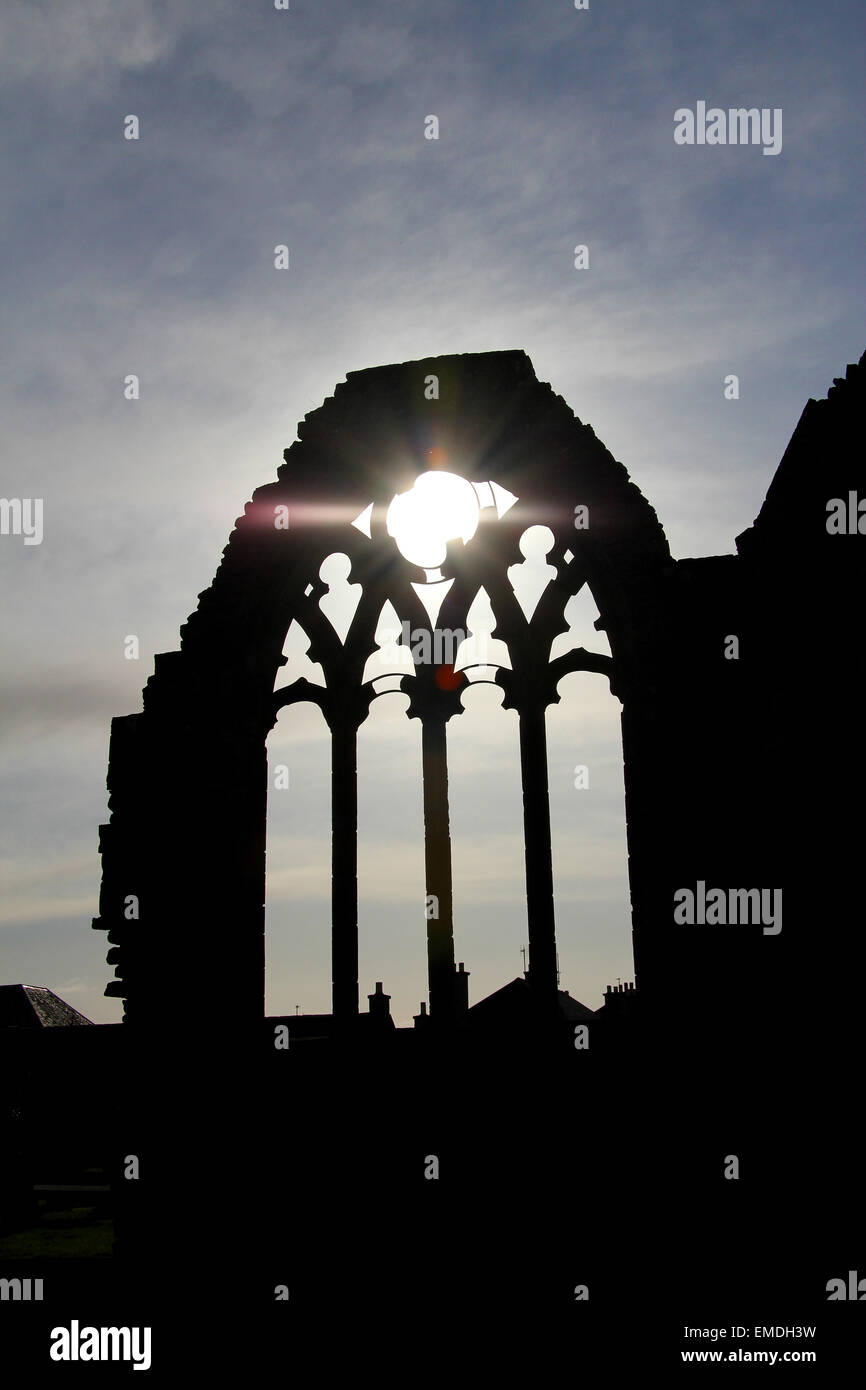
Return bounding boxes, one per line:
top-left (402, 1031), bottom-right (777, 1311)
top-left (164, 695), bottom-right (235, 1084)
top-left (79, 347), bottom-right (865, 1331)
top-left (94, 349), bottom-right (864, 1049)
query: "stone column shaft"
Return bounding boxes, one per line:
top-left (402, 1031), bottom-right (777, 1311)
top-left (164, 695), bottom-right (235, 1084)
top-left (422, 716), bottom-right (456, 1019)
top-left (331, 718), bottom-right (359, 1018)
top-left (518, 702), bottom-right (558, 999)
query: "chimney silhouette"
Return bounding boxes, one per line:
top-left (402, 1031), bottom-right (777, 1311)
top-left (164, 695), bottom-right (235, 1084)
top-left (368, 981), bottom-right (391, 1021)
top-left (603, 981), bottom-right (636, 1015)
top-left (454, 962), bottom-right (470, 1014)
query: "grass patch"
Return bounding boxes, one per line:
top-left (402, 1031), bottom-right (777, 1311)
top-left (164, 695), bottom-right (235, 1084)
top-left (0, 1206), bottom-right (114, 1259)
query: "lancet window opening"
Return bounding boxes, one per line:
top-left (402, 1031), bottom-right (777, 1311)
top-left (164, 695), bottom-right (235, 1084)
top-left (270, 470), bottom-right (615, 1023)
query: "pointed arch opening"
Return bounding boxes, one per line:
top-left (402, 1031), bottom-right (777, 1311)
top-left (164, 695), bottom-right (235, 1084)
top-left (96, 350), bottom-right (671, 1029)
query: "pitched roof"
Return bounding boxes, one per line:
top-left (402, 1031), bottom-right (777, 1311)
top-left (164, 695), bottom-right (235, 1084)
top-left (468, 976), bottom-right (596, 1024)
top-left (0, 984), bottom-right (94, 1028)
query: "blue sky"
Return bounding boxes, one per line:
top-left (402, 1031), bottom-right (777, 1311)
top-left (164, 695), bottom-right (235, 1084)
top-left (0, 0), bottom-right (863, 1024)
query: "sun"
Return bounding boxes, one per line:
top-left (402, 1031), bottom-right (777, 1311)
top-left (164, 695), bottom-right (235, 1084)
top-left (386, 471), bottom-right (481, 570)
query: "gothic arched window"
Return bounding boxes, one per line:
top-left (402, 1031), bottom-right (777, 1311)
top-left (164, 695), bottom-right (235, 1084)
top-left (269, 467), bottom-right (616, 1023)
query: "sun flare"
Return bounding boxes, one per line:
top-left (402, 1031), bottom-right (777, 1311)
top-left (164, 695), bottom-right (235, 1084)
top-left (385, 471), bottom-right (481, 570)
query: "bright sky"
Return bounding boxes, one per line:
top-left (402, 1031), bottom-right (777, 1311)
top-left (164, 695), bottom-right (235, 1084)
top-left (0, 0), bottom-right (862, 1024)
